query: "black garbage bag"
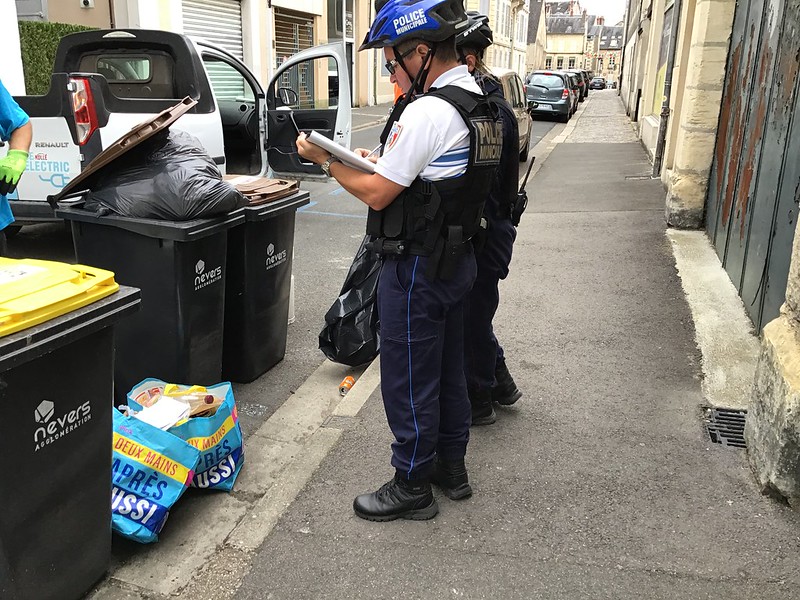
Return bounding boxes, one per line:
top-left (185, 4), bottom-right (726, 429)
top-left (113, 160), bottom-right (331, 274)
top-left (319, 235), bottom-right (382, 367)
top-left (84, 129), bottom-right (247, 220)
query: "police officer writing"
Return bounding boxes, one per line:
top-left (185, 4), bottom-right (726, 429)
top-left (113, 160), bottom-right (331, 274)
top-left (455, 13), bottom-right (523, 426)
top-left (0, 79), bottom-right (31, 255)
top-left (296, 0), bottom-right (503, 521)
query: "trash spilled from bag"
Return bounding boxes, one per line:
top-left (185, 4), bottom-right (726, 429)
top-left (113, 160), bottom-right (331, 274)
top-left (112, 379), bottom-right (245, 544)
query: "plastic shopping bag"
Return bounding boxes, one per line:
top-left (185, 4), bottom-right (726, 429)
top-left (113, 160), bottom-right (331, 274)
top-left (128, 379), bottom-right (245, 491)
top-left (112, 409), bottom-right (201, 544)
top-left (319, 235), bottom-right (381, 366)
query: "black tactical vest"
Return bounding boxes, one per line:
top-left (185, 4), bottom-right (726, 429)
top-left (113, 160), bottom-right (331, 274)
top-left (366, 85), bottom-right (503, 280)
top-left (482, 78), bottom-right (520, 223)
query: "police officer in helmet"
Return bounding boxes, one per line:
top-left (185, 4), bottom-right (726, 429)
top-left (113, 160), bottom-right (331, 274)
top-left (455, 12), bottom-right (523, 426)
top-left (296, 0), bottom-right (503, 521)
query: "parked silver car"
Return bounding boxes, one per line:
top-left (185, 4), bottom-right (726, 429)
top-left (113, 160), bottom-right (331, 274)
top-left (524, 70), bottom-right (576, 123)
top-left (491, 67), bottom-right (534, 161)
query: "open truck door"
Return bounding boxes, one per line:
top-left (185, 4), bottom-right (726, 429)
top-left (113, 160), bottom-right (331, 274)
top-left (265, 43), bottom-right (351, 182)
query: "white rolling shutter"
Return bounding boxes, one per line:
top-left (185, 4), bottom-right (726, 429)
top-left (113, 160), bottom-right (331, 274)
top-left (182, 0), bottom-right (244, 60)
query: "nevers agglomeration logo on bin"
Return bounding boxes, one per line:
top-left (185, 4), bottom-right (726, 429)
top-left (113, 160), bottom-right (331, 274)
top-left (265, 243), bottom-right (287, 271)
top-left (33, 399), bottom-right (92, 452)
top-left (194, 259), bottom-right (223, 291)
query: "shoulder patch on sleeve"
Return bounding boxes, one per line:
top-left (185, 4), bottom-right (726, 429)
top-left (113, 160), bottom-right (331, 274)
top-left (385, 122), bottom-right (403, 150)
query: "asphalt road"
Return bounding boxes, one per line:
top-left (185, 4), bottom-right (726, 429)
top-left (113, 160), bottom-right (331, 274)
top-left (5, 117), bottom-right (554, 440)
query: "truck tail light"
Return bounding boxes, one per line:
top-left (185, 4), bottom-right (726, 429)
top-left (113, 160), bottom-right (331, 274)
top-left (562, 89), bottom-right (570, 99)
top-left (69, 77), bottom-right (98, 146)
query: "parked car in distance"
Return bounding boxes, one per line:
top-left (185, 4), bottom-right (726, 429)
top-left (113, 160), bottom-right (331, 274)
top-left (589, 76), bottom-right (607, 90)
top-left (491, 67), bottom-right (534, 161)
top-left (525, 70), bottom-right (575, 123)
top-left (561, 72), bottom-right (581, 111)
top-left (582, 70), bottom-right (592, 95)
top-left (566, 69), bottom-right (589, 101)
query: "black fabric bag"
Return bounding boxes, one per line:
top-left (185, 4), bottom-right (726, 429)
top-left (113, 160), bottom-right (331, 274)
top-left (319, 235), bottom-right (381, 367)
top-left (84, 130), bottom-right (247, 220)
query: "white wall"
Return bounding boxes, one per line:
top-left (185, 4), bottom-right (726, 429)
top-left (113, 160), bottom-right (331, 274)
top-left (272, 0), bottom-right (324, 15)
top-left (113, 0), bottom-right (183, 30)
top-left (241, 0), bottom-right (263, 81)
top-left (0, 2), bottom-right (26, 94)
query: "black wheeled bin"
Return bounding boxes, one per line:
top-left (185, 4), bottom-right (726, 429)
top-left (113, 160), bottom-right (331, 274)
top-left (223, 191), bottom-right (309, 382)
top-left (56, 205), bottom-right (244, 402)
top-left (0, 259), bottom-right (139, 600)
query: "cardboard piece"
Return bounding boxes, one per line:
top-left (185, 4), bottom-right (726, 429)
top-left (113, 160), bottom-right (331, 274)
top-left (223, 175), bottom-right (300, 206)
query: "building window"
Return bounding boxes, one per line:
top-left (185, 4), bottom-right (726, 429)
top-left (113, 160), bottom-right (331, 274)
top-left (568, 57), bottom-right (576, 69)
top-left (545, 57), bottom-right (552, 69)
top-left (556, 56), bottom-right (564, 69)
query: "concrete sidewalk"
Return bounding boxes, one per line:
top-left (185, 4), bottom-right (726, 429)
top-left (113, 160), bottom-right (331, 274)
top-left (236, 91), bottom-right (800, 598)
top-left (91, 91), bottom-right (800, 600)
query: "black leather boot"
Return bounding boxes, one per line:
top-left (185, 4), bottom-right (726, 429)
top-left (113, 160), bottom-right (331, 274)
top-left (493, 358), bottom-right (522, 405)
top-left (353, 472), bottom-right (439, 522)
top-left (470, 386), bottom-right (496, 426)
top-left (431, 456), bottom-right (472, 500)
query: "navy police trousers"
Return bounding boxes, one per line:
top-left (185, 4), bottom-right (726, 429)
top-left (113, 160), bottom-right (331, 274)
top-left (378, 252), bottom-right (477, 480)
top-left (464, 218), bottom-right (516, 391)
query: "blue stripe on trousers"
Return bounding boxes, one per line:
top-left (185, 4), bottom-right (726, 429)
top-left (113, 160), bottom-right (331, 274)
top-left (406, 255), bottom-right (421, 477)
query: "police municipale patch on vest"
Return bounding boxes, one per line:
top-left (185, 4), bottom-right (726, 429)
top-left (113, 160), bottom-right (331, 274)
top-left (472, 118), bottom-right (504, 165)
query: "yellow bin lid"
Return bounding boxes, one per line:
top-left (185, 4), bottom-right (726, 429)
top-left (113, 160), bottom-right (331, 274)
top-left (0, 258), bottom-right (120, 337)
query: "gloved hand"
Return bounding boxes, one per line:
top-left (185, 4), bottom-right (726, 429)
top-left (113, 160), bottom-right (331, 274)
top-left (0, 150), bottom-right (29, 196)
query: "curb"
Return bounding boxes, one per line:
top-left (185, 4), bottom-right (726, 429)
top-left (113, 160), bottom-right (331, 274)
top-left (352, 117), bottom-right (388, 132)
top-left (667, 230), bottom-right (760, 411)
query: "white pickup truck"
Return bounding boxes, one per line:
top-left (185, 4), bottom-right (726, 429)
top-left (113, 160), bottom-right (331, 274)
top-left (7, 28), bottom-right (352, 227)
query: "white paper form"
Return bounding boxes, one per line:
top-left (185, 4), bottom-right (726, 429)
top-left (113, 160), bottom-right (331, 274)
top-left (307, 131), bottom-right (376, 174)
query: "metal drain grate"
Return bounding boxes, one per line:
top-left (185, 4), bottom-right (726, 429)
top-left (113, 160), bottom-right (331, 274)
top-left (704, 407), bottom-right (748, 448)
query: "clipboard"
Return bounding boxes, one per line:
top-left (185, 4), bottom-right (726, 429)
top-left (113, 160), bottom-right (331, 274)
top-left (307, 131), bottom-right (376, 174)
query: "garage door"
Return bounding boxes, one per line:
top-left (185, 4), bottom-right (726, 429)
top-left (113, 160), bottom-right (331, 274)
top-left (182, 0), bottom-right (244, 60)
top-left (705, 0), bottom-right (800, 331)
top-left (274, 9), bottom-right (314, 65)
top-left (274, 9), bottom-right (315, 106)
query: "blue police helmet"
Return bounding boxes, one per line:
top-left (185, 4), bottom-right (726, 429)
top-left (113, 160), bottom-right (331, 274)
top-left (360, 0), bottom-right (469, 51)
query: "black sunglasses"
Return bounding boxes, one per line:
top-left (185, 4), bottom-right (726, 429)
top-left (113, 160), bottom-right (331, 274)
top-left (385, 47), bottom-right (415, 75)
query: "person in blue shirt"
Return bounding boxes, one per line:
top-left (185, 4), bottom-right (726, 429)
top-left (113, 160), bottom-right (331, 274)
top-left (0, 79), bottom-right (32, 254)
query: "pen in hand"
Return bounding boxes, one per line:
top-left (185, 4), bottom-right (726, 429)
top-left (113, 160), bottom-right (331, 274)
top-left (365, 144), bottom-right (382, 159)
